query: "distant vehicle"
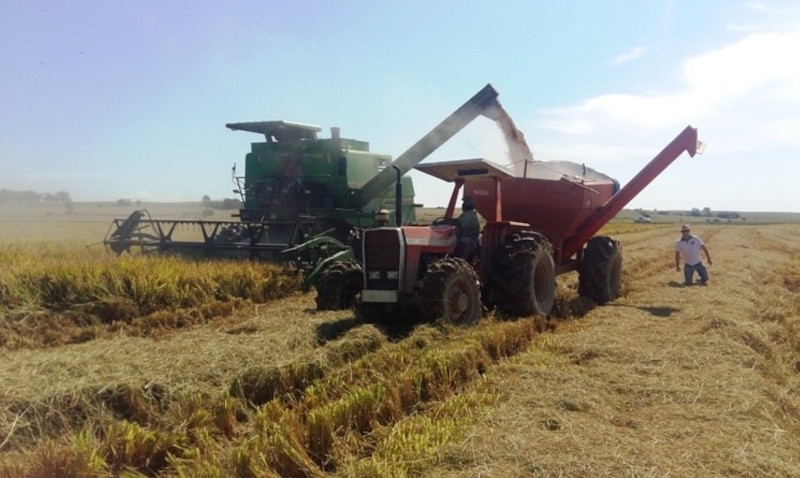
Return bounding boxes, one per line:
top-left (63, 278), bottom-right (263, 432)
top-left (635, 215), bottom-right (653, 223)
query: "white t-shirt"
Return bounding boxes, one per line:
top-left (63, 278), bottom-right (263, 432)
top-left (675, 234), bottom-right (704, 265)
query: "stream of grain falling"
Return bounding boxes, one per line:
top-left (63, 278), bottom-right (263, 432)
top-left (492, 105), bottom-right (534, 177)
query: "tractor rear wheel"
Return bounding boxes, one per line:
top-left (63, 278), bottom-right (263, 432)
top-left (578, 236), bottom-right (622, 304)
top-left (503, 236), bottom-right (556, 317)
top-left (420, 257), bottom-right (481, 326)
top-left (315, 260), bottom-right (364, 310)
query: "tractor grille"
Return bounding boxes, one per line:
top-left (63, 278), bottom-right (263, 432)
top-left (363, 229), bottom-right (403, 291)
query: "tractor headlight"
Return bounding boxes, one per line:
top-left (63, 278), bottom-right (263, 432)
top-left (368, 271), bottom-right (381, 280)
top-left (386, 270), bottom-right (399, 280)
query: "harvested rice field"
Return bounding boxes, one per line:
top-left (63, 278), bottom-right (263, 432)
top-left (1, 203), bottom-right (799, 477)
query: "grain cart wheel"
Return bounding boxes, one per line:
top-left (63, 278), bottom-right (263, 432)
top-left (503, 236), bottom-right (556, 317)
top-left (578, 236), bottom-right (622, 305)
top-left (315, 260), bottom-right (364, 310)
top-left (421, 257), bottom-right (481, 326)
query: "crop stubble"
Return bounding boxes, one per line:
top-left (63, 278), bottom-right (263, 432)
top-left (1, 224), bottom-right (799, 476)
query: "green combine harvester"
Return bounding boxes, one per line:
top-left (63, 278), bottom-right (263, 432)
top-left (104, 85), bottom-right (502, 284)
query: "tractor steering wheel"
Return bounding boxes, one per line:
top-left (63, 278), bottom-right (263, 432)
top-left (432, 217), bottom-right (462, 236)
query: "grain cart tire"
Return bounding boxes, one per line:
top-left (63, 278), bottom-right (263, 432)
top-left (421, 257), bottom-right (481, 326)
top-left (578, 236), bottom-right (622, 305)
top-left (503, 237), bottom-right (556, 317)
top-left (315, 260), bottom-right (364, 310)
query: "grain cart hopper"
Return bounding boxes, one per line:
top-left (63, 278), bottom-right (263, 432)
top-left (317, 101), bottom-right (702, 323)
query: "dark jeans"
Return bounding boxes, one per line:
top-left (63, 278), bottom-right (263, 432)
top-left (455, 237), bottom-right (478, 260)
top-left (684, 262), bottom-right (709, 285)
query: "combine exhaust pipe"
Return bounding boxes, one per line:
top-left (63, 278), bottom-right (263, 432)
top-left (392, 165), bottom-right (402, 226)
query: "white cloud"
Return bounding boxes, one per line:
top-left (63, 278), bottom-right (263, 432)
top-left (610, 45), bottom-right (648, 65)
top-left (513, 23), bottom-right (800, 211)
top-left (534, 30), bottom-right (800, 152)
top-left (728, 2), bottom-right (800, 31)
top-left (682, 31), bottom-right (800, 102)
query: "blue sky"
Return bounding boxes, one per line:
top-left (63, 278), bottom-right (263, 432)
top-left (2, 1), bottom-right (799, 212)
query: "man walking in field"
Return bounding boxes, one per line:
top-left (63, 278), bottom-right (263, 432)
top-left (675, 224), bottom-right (712, 285)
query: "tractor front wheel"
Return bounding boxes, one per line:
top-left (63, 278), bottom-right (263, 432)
top-left (315, 260), bottom-right (364, 310)
top-left (421, 257), bottom-right (481, 326)
top-left (578, 236), bottom-right (622, 304)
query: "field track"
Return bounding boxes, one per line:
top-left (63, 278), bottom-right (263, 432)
top-left (2, 223), bottom-right (799, 476)
top-left (428, 223), bottom-right (800, 476)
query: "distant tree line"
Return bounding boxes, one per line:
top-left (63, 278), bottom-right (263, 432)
top-left (686, 207), bottom-right (741, 219)
top-left (202, 195), bottom-right (241, 210)
top-left (199, 195), bottom-right (241, 217)
top-left (0, 188), bottom-right (71, 204)
top-left (639, 207), bottom-right (744, 220)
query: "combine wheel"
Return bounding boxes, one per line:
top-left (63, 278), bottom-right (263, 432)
top-left (502, 236), bottom-right (556, 317)
top-left (314, 261), bottom-right (364, 310)
top-left (420, 257), bottom-right (481, 326)
top-left (578, 236), bottom-right (622, 305)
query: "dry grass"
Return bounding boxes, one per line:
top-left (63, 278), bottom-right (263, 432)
top-left (427, 224), bottom-right (800, 477)
top-left (0, 244), bottom-right (301, 351)
top-left (1, 205), bottom-right (800, 476)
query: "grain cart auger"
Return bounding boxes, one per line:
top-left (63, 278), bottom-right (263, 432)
top-left (341, 119), bottom-right (702, 325)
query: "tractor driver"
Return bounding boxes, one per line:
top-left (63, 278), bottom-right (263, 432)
top-left (456, 196), bottom-right (480, 259)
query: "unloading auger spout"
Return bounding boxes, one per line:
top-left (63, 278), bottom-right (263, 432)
top-left (352, 84), bottom-right (502, 209)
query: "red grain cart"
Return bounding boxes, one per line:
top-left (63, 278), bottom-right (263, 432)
top-left (314, 84), bottom-right (702, 323)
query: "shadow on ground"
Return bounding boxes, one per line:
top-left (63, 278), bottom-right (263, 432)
top-left (607, 302), bottom-right (681, 318)
top-left (315, 311), bottom-right (425, 344)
